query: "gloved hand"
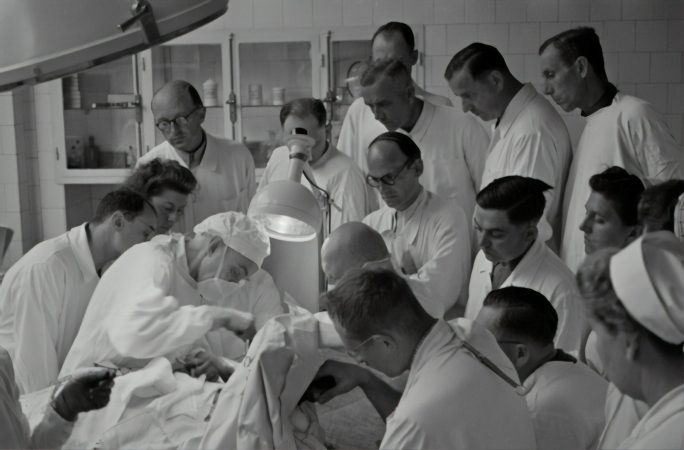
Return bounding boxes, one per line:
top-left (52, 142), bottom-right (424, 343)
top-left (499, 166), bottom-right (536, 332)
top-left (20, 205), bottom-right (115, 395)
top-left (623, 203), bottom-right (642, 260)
top-left (183, 348), bottom-right (235, 382)
top-left (51, 367), bottom-right (116, 422)
top-left (211, 307), bottom-right (256, 341)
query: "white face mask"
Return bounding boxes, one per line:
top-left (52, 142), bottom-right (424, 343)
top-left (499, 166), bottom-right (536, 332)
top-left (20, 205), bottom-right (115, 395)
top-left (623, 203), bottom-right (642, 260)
top-left (198, 278), bottom-right (246, 305)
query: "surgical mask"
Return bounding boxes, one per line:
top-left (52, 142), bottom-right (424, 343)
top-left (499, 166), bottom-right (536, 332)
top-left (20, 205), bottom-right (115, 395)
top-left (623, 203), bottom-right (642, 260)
top-left (198, 278), bottom-right (246, 304)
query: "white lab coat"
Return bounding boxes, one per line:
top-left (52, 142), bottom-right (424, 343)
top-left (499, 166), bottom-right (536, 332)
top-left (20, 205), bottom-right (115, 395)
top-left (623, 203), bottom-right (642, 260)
top-left (561, 93), bottom-right (684, 271)
top-left (0, 348), bottom-right (73, 449)
top-left (137, 132), bottom-right (256, 232)
top-left (597, 383), bottom-right (649, 449)
top-left (363, 189), bottom-right (472, 318)
top-left (258, 144), bottom-right (372, 232)
top-left (480, 84), bottom-right (572, 245)
top-left (337, 98), bottom-right (489, 220)
top-left (617, 384), bottom-right (684, 450)
top-left (524, 358), bottom-right (608, 450)
top-left (60, 234), bottom-right (229, 375)
top-left (381, 319), bottom-right (536, 450)
top-left (202, 269), bottom-right (284, 360)
top-left (466, 239), bottom-right (585, 352)
top-left (0, 224), bottom-right (98, 393)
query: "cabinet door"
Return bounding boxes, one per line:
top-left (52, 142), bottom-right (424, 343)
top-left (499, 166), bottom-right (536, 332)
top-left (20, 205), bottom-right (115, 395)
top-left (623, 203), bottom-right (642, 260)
top-left (55, 55), bottom-right (141, 183)
top-left (233, 33), bottom-right (320, 174)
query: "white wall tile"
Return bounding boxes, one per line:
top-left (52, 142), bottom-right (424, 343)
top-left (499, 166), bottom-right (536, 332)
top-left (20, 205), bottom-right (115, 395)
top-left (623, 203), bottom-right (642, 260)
top-left (430, 55), bottom-right (452, 86)
top-left (0, 125), bottom-right (17, 156)
top-left (622, 0), bottom-right (654, 20)
top-left (540, 22), bottom-right (570, 42)
top-left (506, 54), bottom-right (526, 79)
top-left (478, 24), bottom-right (510, 52)
top-left (650, 52), bottom-right (683, 82)
top-left (41, 208), bottom-right (67, 239)
top-left (313, 0), bottom-right (343, 27)
top-left (496, 0), bottom-right (527, 23)
top-left (0, 96), bottom-right (14, 126)
top-left (4, 184), bottom-right (20, 213)
top-left (426, 25), bottom-right (447, 56)
top-left (342, 0), bottom-right (373, 26)
top-left (635, 21), bottom-right (668, 51)
top-left (603, 52), bottom-right (620, 81)
top-left (509, 23), bottom-right (541, 54)
top-left (0, 155), bottom-right (18, 184)
top-left (590, 0), bottom-right (622, 20)
top-left (434, 0), bottom-right (465, 24)
top-left (668, 84), bottom-right (684, 113)
top-left (558, 0), bottom-right (590, 21)
top-left (225, 0), bottom-right (254, 29)
top-left (254, 0), bottom-right (283, 28)
top-left (39, 181), bottom-right (65, 209)
top-left (404, 0), bottom-right (434, 24)
top-left (653, 0), bottom-right (684, 20)
top-left (465, 0), bottom-right (495, 23)
top-left (664, 114), bottom-right (683, 145)
top-left (667, 20), bottom-right (684, 50)
top-left (636, 83), bottom-right (669, 113)
top-left (601, 21), bottom-right (635, 52)
top-left (373, 0), bottom-right (403, 24)
top-left (527, 0), bottom-right (559, 22)
top-left (33, 93), bottom-right (52, 125)
top-left (524, 54), bottom-right (543, 83)
top-left (37, 151), bottom-right (56, 182)
top-left (446, 24), bottom-right (478, 55)
top-left (283, 0), bottom-right (313, 28)
top-left (618, 52), bottom-right (650, 82)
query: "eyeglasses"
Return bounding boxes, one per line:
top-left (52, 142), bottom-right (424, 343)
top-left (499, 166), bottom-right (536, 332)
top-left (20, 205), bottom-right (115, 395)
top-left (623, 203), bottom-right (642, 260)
top-left (155, 106), bottom-right (201, 132)
top-left (366, 159), bottom-right (414, 188)
top-left (346, 335), bottom-right (377, 358)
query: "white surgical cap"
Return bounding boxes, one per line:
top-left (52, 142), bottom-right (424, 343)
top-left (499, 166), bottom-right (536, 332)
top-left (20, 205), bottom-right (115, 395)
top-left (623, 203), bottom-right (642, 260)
top-left (610, 231), bottom-right (684, 344)
top-left (193, 212), bottom-right (270, 267)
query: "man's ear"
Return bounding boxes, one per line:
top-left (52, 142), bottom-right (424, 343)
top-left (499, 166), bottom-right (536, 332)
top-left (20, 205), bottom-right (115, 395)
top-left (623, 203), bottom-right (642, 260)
top-left (624, 332), bottom-right (640, 362)
top-left (487, 70), bottom-right (505, 93)
top-left (110, 211), bottom-right (125, 231)
top-left (575, 56), bottom-right (589, 78)
top-left (408, 49), bottom-right (419, 66)
top-left (625, 224), bottom-right (644, 246)
top-left (412, 159), bottom-right (424, 177)
top-left (378, 333), bottom-right (398, 353)
top-left (525, 221), bottom-right (539, 244)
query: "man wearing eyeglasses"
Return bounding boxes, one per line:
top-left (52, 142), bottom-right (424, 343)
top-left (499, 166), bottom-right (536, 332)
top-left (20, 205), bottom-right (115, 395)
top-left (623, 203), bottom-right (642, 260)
top-left (475, 286), bottom-right (607, 450)
top-left (137, 80), bottom-right (256, 232)
top-left (362, 131), bottom-right (471, 318)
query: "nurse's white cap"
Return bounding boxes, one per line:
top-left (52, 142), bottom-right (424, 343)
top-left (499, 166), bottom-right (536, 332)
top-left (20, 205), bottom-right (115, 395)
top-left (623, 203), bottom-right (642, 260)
top-left (610, 231), bottom-right (684, 345)
top-left (194, 212), bottom-right (270, 267)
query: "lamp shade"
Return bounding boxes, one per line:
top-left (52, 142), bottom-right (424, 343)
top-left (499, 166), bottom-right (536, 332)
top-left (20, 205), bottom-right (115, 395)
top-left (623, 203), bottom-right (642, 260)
top-left (248, 180), bottom-right (322, 242)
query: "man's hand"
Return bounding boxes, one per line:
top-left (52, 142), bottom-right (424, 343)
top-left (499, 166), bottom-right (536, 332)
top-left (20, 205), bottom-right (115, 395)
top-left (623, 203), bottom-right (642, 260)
top-left (211, 308), bottom-right (256, 340)
top-left (51, 367), bottom-right (116, 422)
top-left (308, 359), bottom-right (368, 404)
top-left (183, 348), bottom-right (234, 382)
top-left (399, 250), bottom-right (418, 275)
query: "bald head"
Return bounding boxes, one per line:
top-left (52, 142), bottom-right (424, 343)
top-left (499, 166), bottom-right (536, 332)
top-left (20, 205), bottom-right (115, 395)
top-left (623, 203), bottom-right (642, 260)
top-left (151, 80), bottom-right (205, 152)
top-left (321, 222), bottom-right (389, 284)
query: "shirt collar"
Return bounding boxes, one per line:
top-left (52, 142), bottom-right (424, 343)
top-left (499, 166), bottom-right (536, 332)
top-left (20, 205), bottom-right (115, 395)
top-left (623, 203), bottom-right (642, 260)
top-left (396, 188), bottom-right (427, 225)
top-left (479, 237), bottom-right (544, 286)
top-left (581, 82), bottom-right (619, 117)
top-left (68, 223), bottom-right (98, 280)
top-left (496, 84), bottom-right (538, 139)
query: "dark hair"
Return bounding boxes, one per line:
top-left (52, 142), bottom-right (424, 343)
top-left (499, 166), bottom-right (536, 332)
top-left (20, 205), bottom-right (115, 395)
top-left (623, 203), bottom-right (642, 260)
top-left (476, 176), bottom-right (552, 225)
top-left (483, 286), bottom-right (558, 346)
top-left (324, 268), bottom-right (431, 340)
top-left (360, 58), bottom-right (412, 88)
top-left (369, 131), bottom-right (421, 161)
top-left (125, 158), bottom-right (197, 198)
top-left (638, 179), bottom-right (684, 232)
top-left (372, 22), bottom-right (415, 51)
top-left (92, 188), bottom-right (155, 224)
top-left (589, 166), bottom-right (644, 226)
top-left (279, 98), bottom-right (327, 127)
top-left (539, 27), bottom-right (608, 82)
top-left (444, 42), bottom-right (511, 81)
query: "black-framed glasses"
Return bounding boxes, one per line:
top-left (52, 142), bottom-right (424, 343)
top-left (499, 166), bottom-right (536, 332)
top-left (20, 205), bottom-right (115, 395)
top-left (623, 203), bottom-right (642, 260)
top-left (155, 106), bottom-right (201, 132)
top-left (366, 159), bottom-right (414, 188)
top-left (346, 335), bottom-right (377, 358)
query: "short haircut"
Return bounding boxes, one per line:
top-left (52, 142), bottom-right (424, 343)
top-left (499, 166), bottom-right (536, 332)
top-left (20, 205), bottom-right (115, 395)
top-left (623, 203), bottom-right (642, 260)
top-left (476, 176), bottom-right (552, 225)
top-left (359, 58), bottom-right (412, 89)
top-left (589, 166), bottom-right (644, 226)
top-left (444, 42), bottom-right (511, 81)
top-left (369, 131), bottom-right (421, 162)
top-left (638, 179), bottom-right (684, 232)
top-left (92, 188), bottom-right (155, 224)
top-left (539, 27), bottom-right (608, 82)
top-left (372, 22), bottom-right (415, 51)
top-left (125, 158), bottom-right (197, 198)
top-left (483, 286), bottom-right (558, 346)
top-left (279, 98), bottom-right (327, 127)
top-left (324, 268), bottom-right (431, 340)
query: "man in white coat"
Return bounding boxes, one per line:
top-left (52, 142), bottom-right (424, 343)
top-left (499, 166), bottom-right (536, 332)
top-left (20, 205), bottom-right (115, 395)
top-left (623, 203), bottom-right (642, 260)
top-left (338, 59), bottom-right (489, 220)
top-left (60, 212), bottom-right (267, 377)
top-left (539, 27), bottom-right (684, 271)
top-left (137, 80), bottom-right (256, 232)
top-left (476, 286), bottom-right (607, 450)
top-left (0, 189), bottom-right (157, 393)
top-left (258, 98), bottom-right (371, 232)
top-left (310, 268), bottom-right (537, 450)
top-left (362, 132), bottom-right (471, 318)
top-left (446, 43), bottom-right (572, 245)
top-left (576, 232), bottom-right (684, 449)
top-left (466, 176), bottom-right (585, 351)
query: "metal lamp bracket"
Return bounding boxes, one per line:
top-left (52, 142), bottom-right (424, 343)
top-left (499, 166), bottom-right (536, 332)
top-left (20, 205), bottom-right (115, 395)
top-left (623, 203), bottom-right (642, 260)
top-left (118, 0), bottom-right (161, 44)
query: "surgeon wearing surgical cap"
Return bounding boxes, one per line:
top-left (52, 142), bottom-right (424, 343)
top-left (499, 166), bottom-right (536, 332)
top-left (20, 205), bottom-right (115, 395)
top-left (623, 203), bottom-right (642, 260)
top-left (576, 232), bottom-right (684, 450)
